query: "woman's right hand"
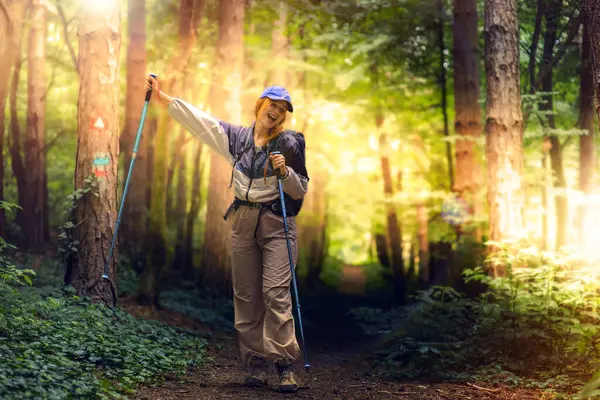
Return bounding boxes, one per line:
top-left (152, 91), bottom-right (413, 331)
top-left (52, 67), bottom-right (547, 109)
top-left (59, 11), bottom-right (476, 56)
top-left (144, 74), bottom-right (173, 107)
top-left (145, 75), bottom-right (160, 94)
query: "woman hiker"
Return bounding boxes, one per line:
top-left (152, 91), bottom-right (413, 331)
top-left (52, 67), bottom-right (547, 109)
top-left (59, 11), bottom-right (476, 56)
top-left (145, 75), bottom-right (309, 393)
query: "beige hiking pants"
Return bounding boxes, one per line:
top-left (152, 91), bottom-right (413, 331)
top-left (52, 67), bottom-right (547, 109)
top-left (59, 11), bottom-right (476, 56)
top-left (231, 205), bottom-right (301, 365)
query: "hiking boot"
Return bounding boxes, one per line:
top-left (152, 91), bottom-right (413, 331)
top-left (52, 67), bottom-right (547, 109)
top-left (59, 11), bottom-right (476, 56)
top-left (244, 356), bottom-right (268, 388)
top-left (275, 359), bottom-right (299, 393)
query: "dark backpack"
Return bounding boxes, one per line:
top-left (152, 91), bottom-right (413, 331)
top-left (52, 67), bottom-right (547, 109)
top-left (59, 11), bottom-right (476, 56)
top-left (268, 130), bottom-right (309, 217)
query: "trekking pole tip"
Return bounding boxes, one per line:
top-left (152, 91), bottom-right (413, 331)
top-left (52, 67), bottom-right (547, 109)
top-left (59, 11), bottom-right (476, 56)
top-left (101, 274), bottom-right (109, 280)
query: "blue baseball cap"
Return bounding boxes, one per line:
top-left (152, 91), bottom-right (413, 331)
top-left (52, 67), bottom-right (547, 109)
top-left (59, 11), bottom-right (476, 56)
top-left (260, 85), bottom-right (293, 113)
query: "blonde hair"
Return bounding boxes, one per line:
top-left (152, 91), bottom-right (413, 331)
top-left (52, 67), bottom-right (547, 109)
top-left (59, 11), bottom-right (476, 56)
top-left (255, 97), bottom-right (287, 142)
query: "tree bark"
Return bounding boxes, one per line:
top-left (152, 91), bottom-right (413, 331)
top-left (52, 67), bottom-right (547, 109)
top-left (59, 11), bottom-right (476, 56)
top-left (10, 22), bottom-right (26, 228)
top-left (379, 132), bottom-right (405, 302)
top-left (0, 0), bottom-right (26, 236)
top-left (67, 0), bottom-right (121, 306)
top-left (266, 1), bottom-right (288, 86)
top-left (416, 200), bottom-right (429, 287)
top-left (200, 0), bottom-right (244, 292)
top-left (138, 0), bottom-right (195, 304)
top-left (171, 1), bottom-right (199, 277)
top-left (540, 0), bottom-right (567, 250)
top-left (304, 163), bottom-right (328, 288)
top-left (438, 0), bottom-right (454, 191)
top-left (579, 18), bottom-right (595, 248)
top-left (528, 0), bottom-right (543, 93)
top-left (183, 139), bottom-right (203, 281)
top-left (145, 115), bottom-right (157, 222)
top-left (23, 0), bottom-right (47, 249)
top-left (121, 0), bottom-right (148, 263)
top-left (452, 0), bottom-right (482, 241)
top-left (484, 0), bottom-right (525, 276)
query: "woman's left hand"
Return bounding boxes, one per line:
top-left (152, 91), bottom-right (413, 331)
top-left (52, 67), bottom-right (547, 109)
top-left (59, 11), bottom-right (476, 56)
top-left (269, 153), bottom-right (287, 176)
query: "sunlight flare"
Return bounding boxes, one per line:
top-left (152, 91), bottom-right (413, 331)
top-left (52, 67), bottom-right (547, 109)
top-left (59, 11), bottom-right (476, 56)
top-left (81, 0), bottom-right (118, 13)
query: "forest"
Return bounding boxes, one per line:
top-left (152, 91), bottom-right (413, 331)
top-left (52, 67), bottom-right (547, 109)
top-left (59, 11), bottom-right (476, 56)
top-left (3, 0), bottom-right (600, 398)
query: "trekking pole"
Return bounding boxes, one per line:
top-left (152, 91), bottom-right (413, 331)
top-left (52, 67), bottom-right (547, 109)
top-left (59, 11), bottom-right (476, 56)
top-left (102, 73), bottom-right (157, 280)
top-left (271, 151), bottom-right (310, 373)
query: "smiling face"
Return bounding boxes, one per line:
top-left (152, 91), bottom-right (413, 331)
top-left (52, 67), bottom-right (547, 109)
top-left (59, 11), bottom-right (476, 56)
top-left (261, 100), bottom-right (287, 128)
top-left (255, 98), bottom-right (288, 134)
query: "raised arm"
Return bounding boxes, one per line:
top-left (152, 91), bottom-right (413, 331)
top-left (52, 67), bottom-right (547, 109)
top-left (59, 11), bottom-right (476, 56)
top-left (145, 75), bottom-right (234, 165)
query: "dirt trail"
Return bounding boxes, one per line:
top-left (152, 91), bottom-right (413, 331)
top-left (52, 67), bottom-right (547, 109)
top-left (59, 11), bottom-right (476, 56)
top-left (126, 292), bottom-right (552, 400)
top-left (338, 265), bottom-right (367, 295)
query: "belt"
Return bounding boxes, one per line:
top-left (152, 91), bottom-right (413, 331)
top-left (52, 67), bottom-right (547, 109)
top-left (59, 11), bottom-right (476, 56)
top-left (223, 198), bottom-right (278, 220)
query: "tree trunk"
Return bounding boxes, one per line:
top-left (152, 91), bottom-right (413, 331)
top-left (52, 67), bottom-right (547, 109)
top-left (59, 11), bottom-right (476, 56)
top-left (579, 18), bottom-right (595, 249)
top-left (172, 125), bottom-right (189, 275)
top-left (373, 232), bottom-right (390, 268)
top-left (304, 166), bottom-right (328, 288)
top-left (138, 0), bottom-right (195, 304)
top-left (540, 0), bottom-right (567, 250)
top-left (452, 0), bottom-right (482, 241)
top-left (0, 0), bottom-right (26, 236)
top-left (484, 0), bottom-right (525, 276)
top-left (137, 110), bottom-right (169, 305)
top-left (266, 1), bottom-right (288, 86)
top-left (10, 23), bottom-right (26, 229)
top-left (23, 0), bottom-right (47, 249)
top-left (416, 201), bottom-right (429, 287)
top-left (379, 132), bottom-right (405, 303)
top-left (183, 139), bottom-right (203, 281)
top-left (172, 3), bottom-right (199, 276)
top-left (66, 0), bottom-right (122, 306)
top-left (121, 0), bottom-right (148, 265)
top-left (200, 0), bottom-right (244, 293)
top-left (438, 0), bottom-right (454, 191)
top-left (145, 114), bottom-right (157, 224)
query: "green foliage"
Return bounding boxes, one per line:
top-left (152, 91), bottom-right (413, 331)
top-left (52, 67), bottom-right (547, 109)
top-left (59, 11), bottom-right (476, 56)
top-left (351, 240), bottom-right (600, 394)
top-left (318, 255), bottom-right (344, 288)
top-left (57, 175), bottom-right (100, 265)
top-left (0, 225), bottom-right (207, 400)
top-left (0, 284), bottom-right (207, 400)
top-left (159, 289), bottom-right (235, 332)
top-left (0, 202), bottom-right (34, 288)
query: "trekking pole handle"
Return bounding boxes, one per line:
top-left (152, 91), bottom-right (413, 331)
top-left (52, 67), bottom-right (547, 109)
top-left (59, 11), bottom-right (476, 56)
top-left (270, 151), bottom-right (284, 179)
top-left (145, 73), bottom-right (157, 102)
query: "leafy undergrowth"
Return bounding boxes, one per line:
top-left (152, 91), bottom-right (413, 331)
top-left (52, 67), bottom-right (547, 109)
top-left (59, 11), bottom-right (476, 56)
top-left (349, 240), bottom-right (600, 399)
top-left (158, 289), bottom-right (234, 332)
top-left (116, 262), bottom-right (235, 332)
top-left (1, 251), bottom-right (208, 399)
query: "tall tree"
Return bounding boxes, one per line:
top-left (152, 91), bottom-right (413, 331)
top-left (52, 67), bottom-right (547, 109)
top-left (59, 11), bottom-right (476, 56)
top-left (452, 0), bottom-right (482, 241)
top-left (66, 0), bottom-right (122, 306)
top-left (138, 0), bottom-right (195, 303)
top-left (579, 18), bottom-right (595, 245)
top-left (172, 2), bottom-right (199, 276)
top-left (199, 0), bottom-right (244, 291)
top-left (266, 1), bottom-right (288, 86)
top-left (0, 0), bottom-right (26, 237)
top-left (438, 0), bottom-right (454, 191)
top-left (540, 0), bottom-right (568, 250)
top-left (484, 0), bottom-right (525, 276)
top-left (416, 197), bottom-right (429, 287)
top-left (183, 139), bottom-right (203, 281)
top-left (121, 0), bottom-right (148, 264)
top-left (180, 0), bottom-right (207, 282)
top-left (9, 3), bottom-right (26, 230)
top-left (379, 131), bottom-right (405, 302)
top-left (23, 0), bottom-right (47, 249)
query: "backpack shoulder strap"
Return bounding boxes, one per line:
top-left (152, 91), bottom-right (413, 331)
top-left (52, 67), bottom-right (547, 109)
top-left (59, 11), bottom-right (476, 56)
top-left (228, 134), bottom-right (253, 188)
